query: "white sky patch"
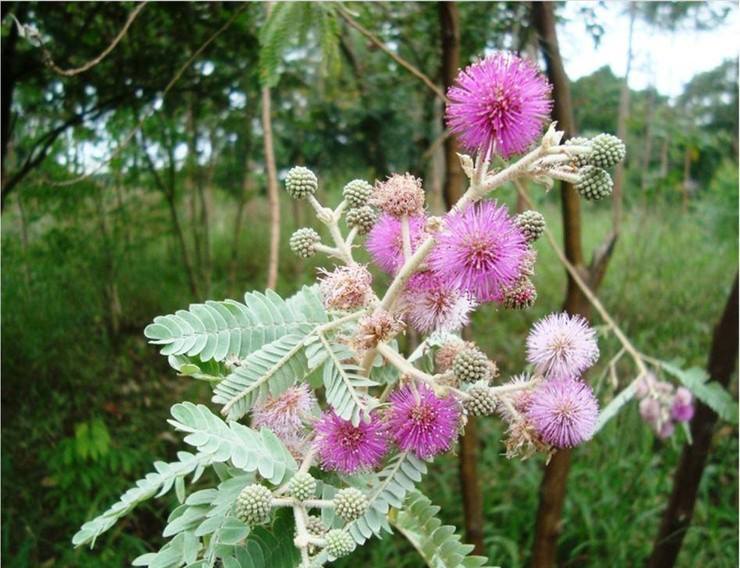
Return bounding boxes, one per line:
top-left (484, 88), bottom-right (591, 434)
top-left (559, 1), bottom-right (739, 98)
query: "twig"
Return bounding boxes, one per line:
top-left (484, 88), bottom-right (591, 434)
top-left (14, 2), bottom-right (148, 77)
top-left (46, 4), bottom-right (248, 187)
top-left (336, 5), bottom-right (448, 103)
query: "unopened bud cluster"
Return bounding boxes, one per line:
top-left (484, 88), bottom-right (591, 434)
top-left (564, 133), bottom-right (626, 201)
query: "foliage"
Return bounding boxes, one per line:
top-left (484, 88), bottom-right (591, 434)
top-left (391, 490), bottom-right (490, 568)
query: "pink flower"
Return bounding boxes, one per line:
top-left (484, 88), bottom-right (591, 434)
top-left (671, 387), bottom-right (695, 422)
top-left (387, 384), bottom-right (461, 459)
top-left (366, 213), bottom-right (427, 274)
top-left (318, 264), bottom-right (373, 310)
top-left (526, 313), bottom-right (599, 379)
top-left (428, 201), bottom-right (527, 303)
top-left (371, 173), bottom-right (426, 217)
top-left (314, 411), bottom-right (388, 474)
top-left (446, 52), bottom-right (552, 157)
top-left (251, 385), bottom-right (317, 458)
top-left (401, 273), bottom-right (476, 334)
top-left (639, 397), bottom-right (661, 424)
top-left (527, 377), bottom-right (599, 448)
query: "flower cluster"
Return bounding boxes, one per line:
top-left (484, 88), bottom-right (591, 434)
top-left (635, 373), bottom-right (695, 438)
top-left (84, 50), bottom-right (637, 568)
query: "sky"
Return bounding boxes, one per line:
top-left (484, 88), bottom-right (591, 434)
top-left (558, 1), bottom-right (739, 98)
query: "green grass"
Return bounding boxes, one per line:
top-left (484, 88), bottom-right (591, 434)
top-left (1, 189), bottom-right (737, 567)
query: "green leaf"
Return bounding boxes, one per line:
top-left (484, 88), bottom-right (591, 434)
top-left (662, 360), bottom-right (738, 423)
top-left (167, 402), bottom-right (297, 484)
top-left (211, 334), bottom-right (310, 420)
top-left (73, 451), bottom-right (210, 548)
top-left (347, 452), bottom-right (427, 545)
top-left (594, 380), bottom-right (638, 434)
top-left (393, 490), bottom-right (491, 568)
top-left (144, 287), bottom-right (326, 363)
top-left (306, 339), bottom-right (378, 426)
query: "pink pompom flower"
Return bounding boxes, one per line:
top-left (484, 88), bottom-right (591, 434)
top-left (526, 312), bottom-right (599, 379)
top-left (401, 272), bottom-right (476, 334)
top-left (445, 52), bottom-right (552, 157)
top-left (371, 173), bottom-right (426, 218)
top-left (314, 411), bottom-right (388, 475)
top-left (527, 377), bottom-right (599, 448)
top-left (428, 201), bottom-right (527, 303)
top-left (387, 384), bottom-right (461, 459)
top-left (251, 385), bottom-right (317, 459)
top-left (671, 387), bottom-right (695, 422)
top-left (366, 213), bottom-right (427, 274)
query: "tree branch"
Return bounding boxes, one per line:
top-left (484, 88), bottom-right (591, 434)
top-left (336, 5), bottom-right (448, 103)
top-left (16, 2), bottom-right (148, 77)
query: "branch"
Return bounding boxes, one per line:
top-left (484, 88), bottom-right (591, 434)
top-left (45, 4), bottom-right (248, 188)
top-left (16, 2), bottom-right (147, 77)
top-left (336, 5), bottom-right (448, 103)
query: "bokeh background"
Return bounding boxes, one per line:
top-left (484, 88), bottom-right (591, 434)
top-left (1, 2), bottom-right (737, 567)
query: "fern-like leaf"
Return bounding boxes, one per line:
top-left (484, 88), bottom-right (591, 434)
top-left (144, 287), bottom-right (326, 362)
top-left (211, 334), bottom-right (309, 420)
top-left (259, 2), bottom-right (312, 87)
top-left (392, 490), bottom-right (491, 568)
top-left (73, 451), bottom-right (210, 548)
top-left (168, 402), bottom-right (297, 484)
top-left (347, 452), bottom-right (428, 544)
top-left (306, 338), bottom-right (378, 425)
top-left (661, 361), bottom-right (738, 423)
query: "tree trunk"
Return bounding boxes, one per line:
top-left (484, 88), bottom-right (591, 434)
top-left (1, 2), bottom-right (26, 184)
top-left (659, 137), bottom-right (669, 179)
top-left (458, 416), bottom-right (485, 556)
top-left (439, 2), bottom-right (484, 554)
top-left (641, 90), bottom-right (655, 194)
top-left (648, 275), bottom-right (738, 568)
top-left (531, 4), bottom-right (592, 566)
top-left (439, 1), bottom-right (465, 208)
top-left (166, 192), bottom-right (199, 298)
top-left (262, 1), bottom-right (280, 291)
top-left (198, 130), bottom-right (216, 297)
top-left (262, 82), bottom-right (280, 290)
top-left (681, 147), bottom-right (691, 213)
top-left (612, 2), bottom-right (636, 231)
top-left (93, 187), bottom-right (122, 341)
top-left (186, 99), bottom-right (204, 290)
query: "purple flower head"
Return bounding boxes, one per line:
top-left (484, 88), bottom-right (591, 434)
top-left (366, 213), bottom-right (426, 274)
top-left (388, 384), bottom-right (460, 459)
top-left (657, 420), bottom-right (675, 439)
top-left (251, 385), bottom-right (317, 459)
top-left (429, 201), bottom-right (528, 303)
top-left (401, 273), bottom-right (476, 334)
top-left (671, 387), bottom-right (695, 422)
top-left (371, 173), bottom-right (426, 218)
top-left (526, 312), bottom-right (599, 379)
top-left (446, 52), bottom-right (552, 157)
top-left (638, 397), bottom-right (661, 424)
top-left (527, 377), bottom-right (599, 448)
top-left (314, 411), bottom-right (388, 474)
